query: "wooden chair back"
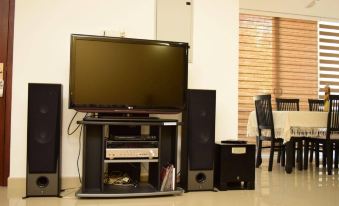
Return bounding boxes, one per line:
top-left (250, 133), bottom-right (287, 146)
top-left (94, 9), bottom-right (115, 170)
top-left (276, 98), bottom-right (300, 111)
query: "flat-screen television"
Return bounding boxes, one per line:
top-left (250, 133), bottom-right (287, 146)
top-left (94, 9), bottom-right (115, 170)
top-left (69, 34), bottom-right (189, 113)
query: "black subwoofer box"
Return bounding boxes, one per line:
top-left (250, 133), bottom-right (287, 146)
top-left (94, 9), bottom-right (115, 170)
top-left (214, 142), bottom-right (255, 190)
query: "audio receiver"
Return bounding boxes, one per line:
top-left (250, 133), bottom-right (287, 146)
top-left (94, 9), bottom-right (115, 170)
top-left (105, 140), bottom-right (158, 159)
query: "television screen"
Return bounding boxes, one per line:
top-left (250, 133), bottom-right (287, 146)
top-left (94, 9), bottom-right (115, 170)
top-left (69, 34), bottom-right (189, 113)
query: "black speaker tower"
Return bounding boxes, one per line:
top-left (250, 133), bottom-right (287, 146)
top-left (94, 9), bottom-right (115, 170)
top-left (180, 89), bottom-right (216, 191)
top-left (26, 83), bottom-right (62, 197)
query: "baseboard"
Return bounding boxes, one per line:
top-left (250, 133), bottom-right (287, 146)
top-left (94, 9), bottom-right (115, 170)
top-left (7, 177), bottom-right (25, 197)
top-left (7, 177), bottom-right (81, 197)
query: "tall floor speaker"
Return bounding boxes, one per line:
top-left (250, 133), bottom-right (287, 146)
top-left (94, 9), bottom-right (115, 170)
top-left (181, 89), bottom-right (216, 191)
top-left (26, 83), bottom-right (62, 197)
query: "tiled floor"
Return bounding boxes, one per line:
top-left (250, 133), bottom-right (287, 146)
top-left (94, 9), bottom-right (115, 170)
top-left (2, 160), bottom-right (339, 206)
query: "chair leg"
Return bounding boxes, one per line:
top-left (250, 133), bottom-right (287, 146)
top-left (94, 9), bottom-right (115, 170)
top-left (281, 146), bottom-right (286, 167)
top-left (335, 143), bottom-right (339, 169)
top-left (327, 141), bottom-right (333, 175)
top-left (256, 137), bottom-right (262, 168)
top-left (268, 140), bottom-right (275, 171)
top-left (309, 142), bottom-right (314, 163)
top-left (323, 142), bottom-right (327, 168)
top-left (292, 141), bottom-right (296, 167)
top-left (285, 140), bottom-right (294, 173)
top-left (297, 140), bottom-right (303, 170)
top-left (315, 142), bottom-right (320, 168)
top-left (304, 139), bottom-right (309, 170)
top-left (296, 140), bottom-right (300, 163)
top-left (277, 142), bottom-right (281, 164)
top-left (296, 141), bottom-right (299, 164)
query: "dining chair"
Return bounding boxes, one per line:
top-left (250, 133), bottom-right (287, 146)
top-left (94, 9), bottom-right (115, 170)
top-left (308, 99), bottom-right (324, 112)
top-left (325, 95), bottom-right (339, 175)
top-left (307, 99), bottom-right (325, 168)
top-left (276, 98), bottom-right (302, 167)
top-left (254, 94), bottom-right (285, 171)
top-left (276, 98), bottom-right (300, 111)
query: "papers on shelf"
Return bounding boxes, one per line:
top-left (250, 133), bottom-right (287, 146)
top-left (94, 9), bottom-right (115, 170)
top-left (160, 164), bottom-right (175, 191)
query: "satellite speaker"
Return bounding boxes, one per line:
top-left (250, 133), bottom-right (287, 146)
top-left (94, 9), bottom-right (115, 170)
top-left (26, 83), bottom-right (62, 197)
top-left (181, 89), bottom-right (216, 191)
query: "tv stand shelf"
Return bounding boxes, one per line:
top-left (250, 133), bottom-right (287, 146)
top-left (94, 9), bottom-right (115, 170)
top-left (76, 184), bottom-right (184, 198)
top-left (76, 118), bottom-right (183, 198)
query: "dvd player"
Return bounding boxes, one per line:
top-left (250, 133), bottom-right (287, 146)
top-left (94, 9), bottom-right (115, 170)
top-left (106, 140), bottom-right (158, 148)
top-left (105, 140), bottom-right (158, 159)
top-left (111, 135), bottom-right (157, 141)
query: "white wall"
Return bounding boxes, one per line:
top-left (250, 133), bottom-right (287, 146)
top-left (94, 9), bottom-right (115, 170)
top-left (10, 0), bottom-right (239, 178)
top-left (11, 0), bottom-right (156, 178)
top-left (189, 0), bottom-right (239, 141)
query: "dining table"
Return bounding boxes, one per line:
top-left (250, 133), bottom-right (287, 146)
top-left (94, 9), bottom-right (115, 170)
top-left (247, 110), bottom-right (328, 173)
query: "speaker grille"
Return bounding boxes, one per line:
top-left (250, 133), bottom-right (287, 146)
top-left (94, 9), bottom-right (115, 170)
top-left (187, 89), bottom-right (216, 170)
top-left (27, 83), bottom-right (61, 173)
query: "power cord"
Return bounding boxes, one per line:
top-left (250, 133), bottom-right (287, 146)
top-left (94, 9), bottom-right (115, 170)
top-left (67, 111), bottom-right (89, 185)
top-left (67, 111), bottom-right (81, 135)
top-left (59, 187), bottom-right (80, 198)
top-left (60, 187), bottom-right (79, 192)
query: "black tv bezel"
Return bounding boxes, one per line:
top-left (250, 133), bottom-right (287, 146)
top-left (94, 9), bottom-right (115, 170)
top-left (68, 34), bottom-right (189, 114)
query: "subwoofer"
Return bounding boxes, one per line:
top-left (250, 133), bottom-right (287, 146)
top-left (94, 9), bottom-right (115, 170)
top-left (26, 83), bottom-right (62, 197)
top-left (214, 142), bottom-right (255, 190)
top-left (181, 89), bottom-right (216, 191)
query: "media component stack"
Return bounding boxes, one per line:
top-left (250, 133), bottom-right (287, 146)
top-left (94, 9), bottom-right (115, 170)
top-left (75, 117), bottom-right (184, 198)
top-left (68, 34), bottom-right (188, 198)
top-left (105, 135), bottom-right (158, 160)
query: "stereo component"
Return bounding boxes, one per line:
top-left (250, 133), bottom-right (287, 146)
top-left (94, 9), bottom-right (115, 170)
top-left (105, 148), bottom-right (158, 159)
top-left (111, 135), bottom-right (157, 141)
top-left (106, 140), bottom-right (158, 148)
top-left (105, 140), bottom-right (158, 159)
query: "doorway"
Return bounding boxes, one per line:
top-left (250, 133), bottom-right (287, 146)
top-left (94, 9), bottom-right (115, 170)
top-left (0, 0), bottom-right (14, 186)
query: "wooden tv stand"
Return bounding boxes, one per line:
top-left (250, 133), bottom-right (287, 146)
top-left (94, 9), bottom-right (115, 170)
top-left (75, 117), bottom-right (184, 198)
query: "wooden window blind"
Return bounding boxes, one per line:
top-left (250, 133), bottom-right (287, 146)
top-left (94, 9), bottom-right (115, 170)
top-left (319, 21), bottom-right (339, 98)
top-left (238, 14), bottom-right (318, 141)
